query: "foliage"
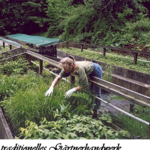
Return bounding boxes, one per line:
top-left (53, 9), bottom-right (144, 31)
top-left (0, 0), bottom-right (48, 35)
top-left (45, 0), bottom-right (150, 45)
top-left (1, 0), bottom-right (150, 49)
top-left (0, 65), bottom-right (93, 135)
top-left (111, 111), bottom-right (150, 139)
top-left (18, 115), bottom-right (130, 139)
top-left (0, 56), bottom-right (29, 75)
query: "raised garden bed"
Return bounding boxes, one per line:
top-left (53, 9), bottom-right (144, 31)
top-left (0, 107), bottom-right (13, 139)
top-left (0, 48), bottom-right (149, 140)
top-left (0, 56), bottom-right (134, 139)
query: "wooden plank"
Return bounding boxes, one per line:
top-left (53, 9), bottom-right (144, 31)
top-left (0, 107), bottom-right (13, 139)
top-left (4, 37), bottom-right (29, 47)
top-left (90, 76), bottom-right (150, 108)
top-left (0, 52), bottom-right (26, 62)
top-left (2, 39), bottom-right (22, 48)
top-left (0, 48), bottom-right (27, 59)
top-left (26, 50), bottom-right (61, 69)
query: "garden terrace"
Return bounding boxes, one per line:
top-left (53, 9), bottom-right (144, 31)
top-left (3, 36), bottom-right (150, 96)
top-left (0, 49), bottom-right (150, 107)
top-left (0, 47), bottom-right (150, 139)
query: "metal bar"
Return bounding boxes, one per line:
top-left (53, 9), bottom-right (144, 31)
top-left (95, 96), bottom-right (149, 126)
top-left (90, 76), bottom-right (150, 108)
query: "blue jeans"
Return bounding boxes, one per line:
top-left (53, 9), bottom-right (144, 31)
top-left (88, 62), bottom-right (102, 111)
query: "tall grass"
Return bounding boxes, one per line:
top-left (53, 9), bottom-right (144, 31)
top-left (111, 113), bottom-right (149, 139)
top-left (0, 58), bottom-right (93, 136)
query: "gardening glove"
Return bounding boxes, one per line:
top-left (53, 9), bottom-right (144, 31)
top-left (45, 87), bottom-right (53, 96)
top-left (65, 88), bottom-right (76, 98)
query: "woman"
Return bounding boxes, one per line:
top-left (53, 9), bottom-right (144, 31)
top-left (45, 55), bottom-right (103, 118)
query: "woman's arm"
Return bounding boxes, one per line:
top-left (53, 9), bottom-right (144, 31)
top-left (75, 86), bottom-right (83, 91)
top-left (50, 75), bottom-right (62, 88)
top-left (45, 75), bottom-right (62, 96)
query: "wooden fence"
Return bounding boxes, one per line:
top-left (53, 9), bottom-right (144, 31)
top-left (55, 41), bottom-right (150, 64)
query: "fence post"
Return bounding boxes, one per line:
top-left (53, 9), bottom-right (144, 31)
top-left (134, 52), bottom-right (138, 65)
top-left (130, 102), bottom-right (134, 112)
top-left (66, 41), bottom-right (69, 48)
top-left (81, 44), bottom-right (83, 52)
top-left (3, 42), bottom-right (5, 48)
top-left (39, 60), bottom-right (43, 75)
top-left (9, 45), bottom-right (12, 50)
top-left (26, 54), bottom-right (32, 65)
top-left (103, 48), bottom-right (106, 57)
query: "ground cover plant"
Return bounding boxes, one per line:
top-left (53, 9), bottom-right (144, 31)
top-left (59, 47), bottom-right (150, 75)
top-left (18, 115), bottom-right (130, 139)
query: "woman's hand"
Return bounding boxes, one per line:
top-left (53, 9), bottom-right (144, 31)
top-left (65, 88), bottom-right (76, 98)
top-left (45, 87), bottom-right (53, 96)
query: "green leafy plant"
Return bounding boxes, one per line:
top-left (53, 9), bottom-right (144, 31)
top-left (18, 115), bottom-right (130, 139)
top-left (0, 56), bottom-right (29, 75)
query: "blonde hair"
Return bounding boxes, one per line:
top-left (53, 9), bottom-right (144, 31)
top-left (60, 55), bottom-right (78, 73)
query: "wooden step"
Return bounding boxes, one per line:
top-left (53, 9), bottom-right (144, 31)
top-left (112, 73), bottom-right (150, 97)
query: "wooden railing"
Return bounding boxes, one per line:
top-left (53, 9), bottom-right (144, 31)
top-left (1, 38), bottom-right (22, 50)
top-left (55, 41), bottom-right (150, 64)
